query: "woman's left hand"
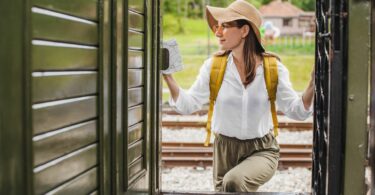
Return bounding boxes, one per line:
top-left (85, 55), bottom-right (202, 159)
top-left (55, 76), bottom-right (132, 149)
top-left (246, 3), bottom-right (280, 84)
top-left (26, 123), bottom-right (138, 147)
top-left (302, 65), bottom-right (315, 111)
top-left (310, 66), bottom-right (315, 84)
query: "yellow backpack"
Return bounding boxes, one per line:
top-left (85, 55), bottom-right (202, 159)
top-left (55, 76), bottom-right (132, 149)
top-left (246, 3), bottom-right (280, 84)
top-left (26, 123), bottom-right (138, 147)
top-left (204, 53), bottom-right (279, 146)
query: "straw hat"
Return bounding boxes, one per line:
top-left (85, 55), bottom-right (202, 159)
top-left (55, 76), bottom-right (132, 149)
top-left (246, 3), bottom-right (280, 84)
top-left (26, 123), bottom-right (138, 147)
top-left (206, 0), bottom-right (264, 49)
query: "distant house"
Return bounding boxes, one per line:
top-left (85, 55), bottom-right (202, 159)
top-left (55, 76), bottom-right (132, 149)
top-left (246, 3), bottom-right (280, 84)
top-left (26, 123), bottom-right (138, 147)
top-left (259, 0), bottom-right (315, 36)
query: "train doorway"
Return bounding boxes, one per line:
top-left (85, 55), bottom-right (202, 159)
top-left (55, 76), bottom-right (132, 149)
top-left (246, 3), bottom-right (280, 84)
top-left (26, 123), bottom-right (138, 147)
top-left (159, 0), bottom-right (373, 195)
top-left (160, 0), bottom-right (315, 193)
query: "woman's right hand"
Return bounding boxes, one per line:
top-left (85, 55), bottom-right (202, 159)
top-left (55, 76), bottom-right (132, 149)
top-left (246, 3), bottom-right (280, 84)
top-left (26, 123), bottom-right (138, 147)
top-left (162, 74), bottom-right (180, 102)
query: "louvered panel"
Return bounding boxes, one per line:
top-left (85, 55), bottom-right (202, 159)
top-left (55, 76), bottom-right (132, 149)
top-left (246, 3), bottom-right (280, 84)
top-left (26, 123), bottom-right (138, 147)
top-left (32, 9), bottom-right (98, 45)
top-left (128, 140), bottom-right (143, 165)
top-left (128, 50), bottom-right (144, 68)
top-left (128, 106), bottom-right (143, 127)
top-left (32, 73), bottom-right (97, 103)
top-left (128, 88), bottom-right (143, 107)
top-left (128, 11), bottom-right (144, 31)
top-left (128, 69), bottom-right (143, 88)
top-left (128, 176), bottom-right (147, 191)
top-left (128, 31), bottom-right (143, 49)
top-left (33, 0), bottom-right (98, 21)
top-left (128, 157), bottom-right (143, 181)
top-left (34, 144), bottom-right (97, 194)
top-left (33, 120), bottom-right (97, 166)
top-left (129, 0), bottom-right (144, 13)
top-left (45, 167), bottom-right (97, 195)
top-left (33, 96), bottom-right (97, 135)
top-left (32, 43), bottom-right (98, 71)
top-left (128, 123), bottom-right (143, 145)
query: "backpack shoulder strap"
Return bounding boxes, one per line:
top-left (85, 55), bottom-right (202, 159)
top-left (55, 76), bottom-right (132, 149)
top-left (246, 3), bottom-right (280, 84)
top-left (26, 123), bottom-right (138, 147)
top-left (263, 55), bottom-right (279, 137)
top-left (263, 51), bottom-right (281, 61)
top-left (205, 55), bottom-right (228, 146)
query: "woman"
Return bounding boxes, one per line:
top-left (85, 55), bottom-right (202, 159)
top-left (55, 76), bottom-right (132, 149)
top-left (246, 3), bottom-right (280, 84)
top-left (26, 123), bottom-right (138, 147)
top-left (163, 0), bottom-right (314, 192)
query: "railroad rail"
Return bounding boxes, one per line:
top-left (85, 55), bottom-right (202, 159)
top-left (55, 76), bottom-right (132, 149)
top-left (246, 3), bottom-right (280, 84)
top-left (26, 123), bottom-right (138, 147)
top-left (161, 121), bottom-right (313, 130)
top-left (161, 142), bottom-right (312, 169)
top-left (162, 108), bottom-right (285, 116)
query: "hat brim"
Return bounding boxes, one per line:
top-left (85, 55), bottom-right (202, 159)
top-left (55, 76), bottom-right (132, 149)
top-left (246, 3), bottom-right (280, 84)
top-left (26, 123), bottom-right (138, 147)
top-left (206, 6), bottom-right (265, 51)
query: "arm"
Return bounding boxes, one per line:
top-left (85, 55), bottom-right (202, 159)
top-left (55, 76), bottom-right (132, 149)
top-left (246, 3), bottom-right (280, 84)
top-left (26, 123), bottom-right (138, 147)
top-left (162, 58), bottom-right (212, 114)
top-left (302, 69), bottom-right (315, 110)
top-left (162, 74), bottom-right (180, 102)
top-left (276, 61), bottom-right (313, 120)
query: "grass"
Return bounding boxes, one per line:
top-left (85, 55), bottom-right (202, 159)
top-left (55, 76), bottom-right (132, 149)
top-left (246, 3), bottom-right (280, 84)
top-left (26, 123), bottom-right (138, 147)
top-left (279, 54), bottom-right (314, 90)
top-left (162, 18), bottom-right (315, 101)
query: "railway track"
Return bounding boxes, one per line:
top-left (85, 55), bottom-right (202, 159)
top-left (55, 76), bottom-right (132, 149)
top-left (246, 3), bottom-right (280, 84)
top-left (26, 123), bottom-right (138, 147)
top-left (161, 142), bottom-right (312, 169)
top-left (162, 109), bottom-right (285, 116)
top-left (161, 121), bottom-right (313, 130)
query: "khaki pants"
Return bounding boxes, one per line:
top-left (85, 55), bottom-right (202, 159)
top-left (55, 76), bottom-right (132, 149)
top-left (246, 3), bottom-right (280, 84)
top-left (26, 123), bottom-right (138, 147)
top-left (213, 132), bottom-right (280, 192)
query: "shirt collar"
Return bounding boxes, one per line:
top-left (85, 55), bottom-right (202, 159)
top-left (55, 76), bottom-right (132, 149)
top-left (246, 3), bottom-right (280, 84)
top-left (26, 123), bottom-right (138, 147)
top-left (227, 52), bottom-right (233, 63)
top-left (227, 52), bottom-right (264, 75)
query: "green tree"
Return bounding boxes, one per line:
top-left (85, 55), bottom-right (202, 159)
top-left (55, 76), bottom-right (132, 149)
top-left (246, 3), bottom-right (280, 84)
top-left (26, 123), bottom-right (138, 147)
top-left (209, 0), bottom-right (228, 6)
top-left (291, 0), bottom-right (315, 11)
top-left (260, 0), bottom-right (273, 5)
top-left (163, 0), bottom-right (315, 18)
top-left (163, 0), bottom-right (178, 15)
top-left (245, 0), bottom-right (262, 8)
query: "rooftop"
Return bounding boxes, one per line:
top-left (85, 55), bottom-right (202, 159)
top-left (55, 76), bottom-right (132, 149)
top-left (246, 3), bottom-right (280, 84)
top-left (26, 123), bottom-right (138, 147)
top-left (259, 0), bottom-right (305, 17)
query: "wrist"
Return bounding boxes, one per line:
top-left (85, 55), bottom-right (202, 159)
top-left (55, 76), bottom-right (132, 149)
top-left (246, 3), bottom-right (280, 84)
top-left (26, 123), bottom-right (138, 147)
top-left (162, 74), bottom-right (172, 79)
top-left (308, 79), bottom-right (315, 87)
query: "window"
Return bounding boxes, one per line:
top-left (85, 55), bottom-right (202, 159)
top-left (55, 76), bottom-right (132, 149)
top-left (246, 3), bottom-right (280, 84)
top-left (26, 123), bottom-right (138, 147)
top-left (283, 18), bottom-right (293, 27)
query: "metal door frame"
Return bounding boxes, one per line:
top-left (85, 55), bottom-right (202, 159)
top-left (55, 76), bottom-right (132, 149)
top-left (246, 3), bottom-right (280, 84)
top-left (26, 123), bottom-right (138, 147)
top-left (0, 0), bottom-right (32, 194)
top-left (313, 0), bottom-right (371, 194)
top-left (370, 0), bottom-right (375, 193)
top-left (313, 0), bottom-right (348, 194)
top-left (100, 0), bottom-right (112, 193)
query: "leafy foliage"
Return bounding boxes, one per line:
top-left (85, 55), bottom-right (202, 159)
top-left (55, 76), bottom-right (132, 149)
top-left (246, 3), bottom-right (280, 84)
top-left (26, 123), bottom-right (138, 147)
top-left (163, 14), bottom-right (185, 35)
top-left (162, 0), bottom-right (315, 18)
top-left (290, 0), bottom-right (315, 11)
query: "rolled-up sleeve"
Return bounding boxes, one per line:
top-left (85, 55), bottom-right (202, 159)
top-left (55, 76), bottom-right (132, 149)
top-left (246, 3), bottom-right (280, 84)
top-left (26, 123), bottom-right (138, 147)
top-left (275, 61), bottom-right (313, 120)
top-left (168, 58), bottom-right (212, 114)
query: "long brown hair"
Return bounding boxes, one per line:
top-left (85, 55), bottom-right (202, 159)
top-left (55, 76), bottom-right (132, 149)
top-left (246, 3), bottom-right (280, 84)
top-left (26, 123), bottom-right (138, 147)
top-left (236, 19), bottom-right (264, 85)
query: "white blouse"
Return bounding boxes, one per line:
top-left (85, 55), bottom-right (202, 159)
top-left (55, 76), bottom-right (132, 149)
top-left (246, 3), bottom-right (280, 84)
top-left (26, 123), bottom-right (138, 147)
top-left (169, 53), bottom-right (313, 140)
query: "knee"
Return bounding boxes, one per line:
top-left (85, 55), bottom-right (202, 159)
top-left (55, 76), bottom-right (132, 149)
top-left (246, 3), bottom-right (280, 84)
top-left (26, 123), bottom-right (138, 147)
top-left (222, 172), bottom-right (241, 192)
top-left (222, 172), bottom-right (259, 192)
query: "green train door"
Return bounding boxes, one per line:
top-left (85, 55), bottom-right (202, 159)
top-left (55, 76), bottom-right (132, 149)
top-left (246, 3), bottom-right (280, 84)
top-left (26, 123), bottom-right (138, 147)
top-left (113, 0), bottom-right (161, 194)
top-left (0, 0), bottom-right (161, 194)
